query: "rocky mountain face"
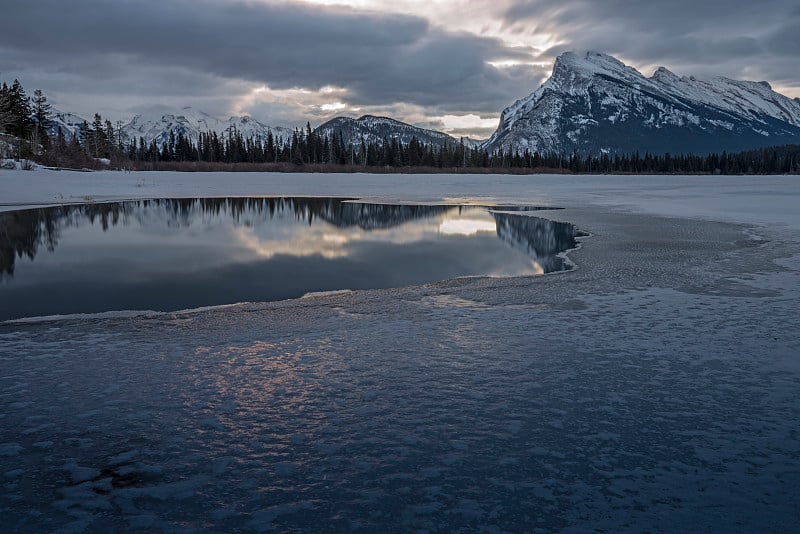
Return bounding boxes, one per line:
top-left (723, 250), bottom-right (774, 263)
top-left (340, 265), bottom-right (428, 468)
top-left (483, 51), bottom-right (800, 155)
top-left (314, 115), bottom-right (461, 150)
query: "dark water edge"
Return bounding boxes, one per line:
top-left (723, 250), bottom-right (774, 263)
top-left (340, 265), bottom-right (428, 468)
top-left (0, 198), bottom-right (581, 320)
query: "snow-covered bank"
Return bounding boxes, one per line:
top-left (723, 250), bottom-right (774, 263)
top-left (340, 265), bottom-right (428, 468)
top-left (1, 170), bottom-right (799, 531)
top-left (1, 168), bottom-right (799, 229)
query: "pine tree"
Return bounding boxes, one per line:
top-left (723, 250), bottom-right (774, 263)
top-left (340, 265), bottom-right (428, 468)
top-left (104, 120), bottom-right (116, 159)
top-left (290, 130), bottom-right (303, 165)
top-left (7, 80), bottom-right (33, 139)
top-left (0, 83), bottom-right (13, 138)
top-left (3, 80), bottom-right (33, 159)
top-left (31, 89), bottom-right (53, 152)
top-left (89, 113), bottom-right (106, 158)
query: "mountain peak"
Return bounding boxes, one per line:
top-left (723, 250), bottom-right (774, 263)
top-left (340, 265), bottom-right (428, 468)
top-left (548, 51), bottom-right (644, 96)
top-left (484, 51), bottom-right (800, 156)
top-left (652, 66), bottom-right (679, 81)
top-left (316, 115), bottom-right (455, 148)
top-left (553, 51), bottom-right (630, 76)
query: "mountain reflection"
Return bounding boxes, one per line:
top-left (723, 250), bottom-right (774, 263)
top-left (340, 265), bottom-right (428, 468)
top-left (492, 212), bottom-right (580, 273)
top-left (0, 198), bottom-right (579, 280)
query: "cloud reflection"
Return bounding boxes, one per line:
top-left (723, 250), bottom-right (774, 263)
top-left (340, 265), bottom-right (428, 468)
top-left (231, 225), bottom-right (354, 260)
top-left (231, 206), bottom-right (505, 260)
top-left (439, 218), bottom-right (497, 236)
top-left (0, 198), bottom-right (583, 320)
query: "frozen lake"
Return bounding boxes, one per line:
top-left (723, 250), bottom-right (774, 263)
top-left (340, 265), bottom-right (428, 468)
top-left (0, 198), bottom-right (579, 320)
top-left (0, 171), bottom-right (799, 532)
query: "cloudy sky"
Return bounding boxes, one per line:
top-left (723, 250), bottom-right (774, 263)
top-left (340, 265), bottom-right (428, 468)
top-left (2, 0), bottom-right (798, 138)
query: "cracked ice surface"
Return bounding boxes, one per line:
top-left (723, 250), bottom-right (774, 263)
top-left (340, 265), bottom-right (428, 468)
top-left (1, 171), bottom-right (799, 531)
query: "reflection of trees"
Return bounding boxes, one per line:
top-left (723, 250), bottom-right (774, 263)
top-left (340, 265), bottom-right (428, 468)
top-left (0, 198), bottom-right (452, 278)
top-left (0, 210), bottom-right (57, 277)
top-left (1, 198), bottom-right (578, 279)
top-left (192, 198), bottom-right (450, 229)
top-left (0, 203), bottom-right (134, 278)
top-left (139, 198), bottom-right (450, 228)
top-left (492, 213), bottom-right (579, 273)
top-left (312, 202), bottom-right (450, 230)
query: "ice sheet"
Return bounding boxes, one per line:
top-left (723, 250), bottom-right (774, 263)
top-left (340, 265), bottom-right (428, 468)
top-left (1, 169), bottom-right (799, 229)
top-left (1, 170), bottom-right (799, 531)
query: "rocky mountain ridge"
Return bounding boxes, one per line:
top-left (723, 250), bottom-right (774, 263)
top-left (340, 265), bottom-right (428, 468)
top-left (483, 51), bottom-right (800, 155)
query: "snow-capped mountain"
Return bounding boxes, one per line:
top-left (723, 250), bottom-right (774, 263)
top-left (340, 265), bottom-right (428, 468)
top-left (484, 51), bottom-right (800, 155)
top-left (315, 115), bottom-right (461, 149)
top-left (122, 107), bottom-right (295, 147)
top-left (47, 109), bottom-right (88, 140)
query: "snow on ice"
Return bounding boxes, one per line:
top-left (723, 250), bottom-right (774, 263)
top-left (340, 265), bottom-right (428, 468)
top-left (1, 169), bottom-right (799, 531)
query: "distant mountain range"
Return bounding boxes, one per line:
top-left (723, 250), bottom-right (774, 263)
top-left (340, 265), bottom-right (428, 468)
top-left (315, 115), bottom-right (479, 150)
top-left (49, 110), bottom-right (88, 141)
top-left (45, 52), bottom-right (800, 157)
top-left (483, 51), bottom-right (800, 155)
top-left (123, 108), bottom-right (295, 147)
top-left (49, 109), bottom-right (475, 152)
top-left (48, 107), bottom-right (295, 148)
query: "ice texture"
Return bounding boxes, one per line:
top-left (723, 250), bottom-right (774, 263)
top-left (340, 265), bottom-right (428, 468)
top-left (1, 170), bottom-right (799, 531)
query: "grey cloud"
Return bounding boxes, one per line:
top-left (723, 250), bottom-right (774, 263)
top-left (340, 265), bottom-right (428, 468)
top-left (765, 23), bottom-right (800, 57)
top-left (347, 35), bottom-right (545, 112)
top-left (2, 0), bottom-right (427, 86)
top-left (0, 0), bottom-right (540, 120)
top-left (505, 0), bottom-right (787, 36)
top-left (6, 0), bottom-right (797, 129)
top-left (504, 0), bottom-right (799, 91)
top-left (0, 46), bottom-right (248, 118)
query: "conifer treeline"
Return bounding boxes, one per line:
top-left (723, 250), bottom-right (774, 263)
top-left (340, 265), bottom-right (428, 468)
top-left (2, 80), bottom-right (799, 174)
top-left (124, 126), bottom-right (800, 175)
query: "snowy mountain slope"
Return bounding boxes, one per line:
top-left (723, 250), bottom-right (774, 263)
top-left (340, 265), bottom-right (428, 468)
top-left (47, 109), bottom-right (88, 141)
top-left (484, 51), bottom-right (800, 155)
top-left (122, 107), bottom-right (295, 147)
top-left (315, 115), bottom-right (460, 149)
